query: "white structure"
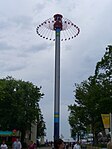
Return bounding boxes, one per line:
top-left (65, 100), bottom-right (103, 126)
top-left (31, 123), bottom-right (37, 143)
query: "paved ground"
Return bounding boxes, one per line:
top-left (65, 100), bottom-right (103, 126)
top-left (38, 147), bottom-right (53, 149)
top-left (39, 147), bottom-right (52, 148)
top-left (38, 146), bottom-right (107, 149)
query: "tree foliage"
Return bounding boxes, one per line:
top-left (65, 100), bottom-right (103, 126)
top-left (0, 76), bottom-right (46, 141)
top-left (68, 45), bottom-right (112, 142)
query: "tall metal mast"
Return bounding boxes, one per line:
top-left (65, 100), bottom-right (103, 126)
top-left (36, 14), bottom-right (80, 141)
top-left (53, 14), bottom-right (62, 140)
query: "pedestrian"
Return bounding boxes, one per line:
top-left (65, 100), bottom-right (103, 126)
top-left (1, 140), bottom-right (8, 149)
top-left (54, 139), bottom-right (65, 149)
top-left (107, 140), bottom-right (112, 149)
top-left (73, 141), bottom-right (81, 149)
top-left (12, 137), bottom-right (22, 149)
top-left (66, 143), bottom-right (69, 149)
top-left (28, 141), bottom-right (36, 149)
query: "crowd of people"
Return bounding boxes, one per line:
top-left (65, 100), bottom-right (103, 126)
top-left (0, 138), bottom-right (80, 149)
top-left (0, 137), bottom-right (22, 149)
top-left (53, 139), bottom-right (81, 149)
top-left (0, 137), bottom-right (37, 149)
top-left (44, 138), bottom-right (81, 149)
top-left (1, 137), bottom-right (112, 149)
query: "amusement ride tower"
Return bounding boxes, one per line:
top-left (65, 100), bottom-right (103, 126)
top-left (36, 14), bottom-right (80, 141)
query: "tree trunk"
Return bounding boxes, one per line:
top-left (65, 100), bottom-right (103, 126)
top-left (21, 129), bottom-right (26, 144)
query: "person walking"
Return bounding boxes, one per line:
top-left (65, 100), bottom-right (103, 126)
top-left (54, 139), bottom-right (65, 149)
top-left (107, 140), bottom-right (112, 149)
top-left (28, 141), bottom-right (36, 149)
top-left (12, 137), bottom-right (22, 149)
top-left (73, 141), bottom-right (81, 149)
top-left (1, 140), bottom-right (8, 149)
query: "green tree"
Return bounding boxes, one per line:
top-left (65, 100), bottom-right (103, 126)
top-left (0, 76), bottom-right (46, 142)
top-left (36, 109), bottom-right (46, 138)
top-left (68, 45), bottom-right (112, 144)
top-left (68, 78), bottom-right (103, 142)
top-left (95, 45), bottom-right (112, 113)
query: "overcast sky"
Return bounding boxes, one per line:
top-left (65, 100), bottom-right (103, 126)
top-left (0, 0), bottom-right (112, 141)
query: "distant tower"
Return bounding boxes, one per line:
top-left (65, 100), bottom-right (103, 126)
top-left (36, 14), bottom-right (80, 141)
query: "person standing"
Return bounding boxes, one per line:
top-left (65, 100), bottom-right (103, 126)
top-left (73, 141), bottom-right (81, 149)
top-left (1, 140), bottom-right (8, 149)
top-left (54, 139), bottom-right (65, 149)
top-left (12, 138), bottom-right (22, 149)
top-left (28, 141), bottom-right (36, 149)
top-left (107, 140), bottom-right (112, 149)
